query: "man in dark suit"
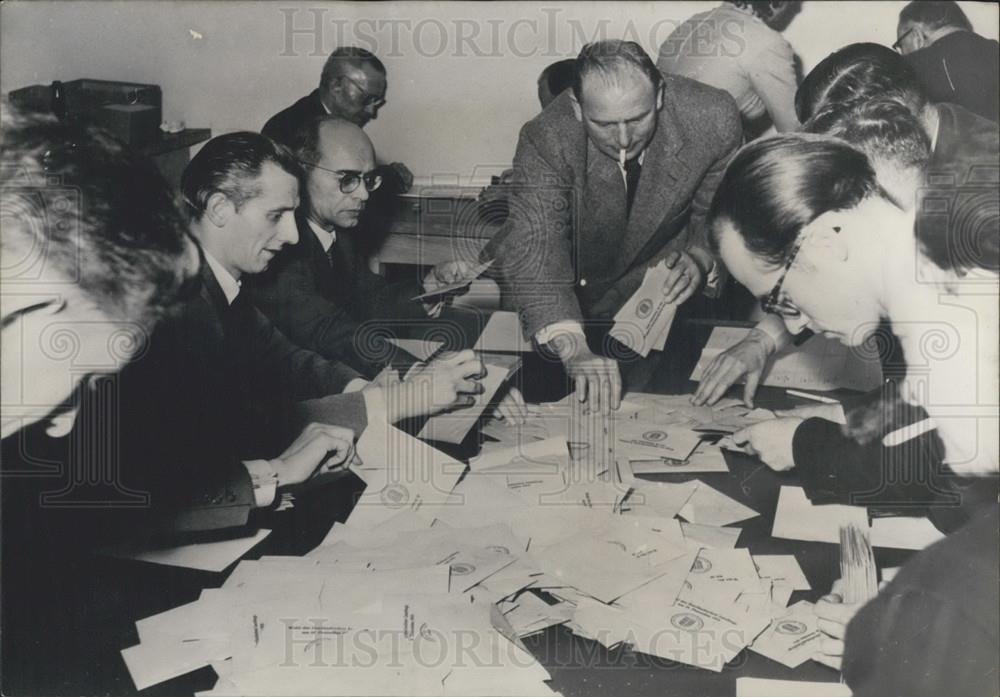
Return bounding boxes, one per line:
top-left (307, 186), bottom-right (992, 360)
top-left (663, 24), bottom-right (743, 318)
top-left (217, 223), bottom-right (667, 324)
top-left (246, 117), bottom-right (476, 377)
top-left (896, 0), bottom-right (999, 122)
top-left (263, 46), bottom-right (413, 192)
top-left (486, 40), bottom-right (743, 412)
top-left (178, 132), bottom-right (483, 431)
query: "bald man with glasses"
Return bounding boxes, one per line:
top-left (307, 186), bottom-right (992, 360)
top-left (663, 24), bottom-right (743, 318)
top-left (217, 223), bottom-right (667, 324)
top-left (245, 118), bottom-right (482, 378)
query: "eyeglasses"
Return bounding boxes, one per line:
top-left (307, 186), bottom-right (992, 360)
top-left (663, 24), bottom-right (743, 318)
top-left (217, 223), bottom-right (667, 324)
top-left (298, 161), bottom-right (383, 194)
top-left (339, 75), bottom-right (386, 109)
top-left (892, 27), bottom-right (914, 52)
top-left (759, 224), bottom-right (835, 318)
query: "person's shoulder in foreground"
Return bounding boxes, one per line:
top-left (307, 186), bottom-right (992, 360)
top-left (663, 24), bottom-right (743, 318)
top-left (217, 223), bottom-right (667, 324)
top-left (843, 503), bottom-right (1000, 697)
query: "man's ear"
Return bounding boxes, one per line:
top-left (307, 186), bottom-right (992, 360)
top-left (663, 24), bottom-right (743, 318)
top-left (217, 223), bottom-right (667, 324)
top-left (204, 192), bottom-right (234, 227)
top-left (570, 93), bottom-right (583, 123)
top-left (655, 83), bottom-right (664, 111)
top-left (912, 25), bottom-right (931, 50)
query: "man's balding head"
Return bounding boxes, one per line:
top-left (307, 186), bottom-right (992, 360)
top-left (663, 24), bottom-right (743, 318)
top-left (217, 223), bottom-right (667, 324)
top-left (318, 47), bottom-right (388, 127)
top-left (294, 116), bottom-right (379, 230)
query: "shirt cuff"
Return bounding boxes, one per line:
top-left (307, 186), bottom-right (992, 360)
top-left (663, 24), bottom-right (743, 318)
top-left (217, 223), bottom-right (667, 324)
top-left (243, 459), bottom-right (278, 508)
top-left (535, 320), bottom-right (586, 346)
top-left (344, 377), bottom-right (370, 394)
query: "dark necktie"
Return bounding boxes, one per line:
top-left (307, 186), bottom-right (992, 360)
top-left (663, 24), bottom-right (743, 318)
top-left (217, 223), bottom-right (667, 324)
top-left (624, 157), bottom-right (642, 217)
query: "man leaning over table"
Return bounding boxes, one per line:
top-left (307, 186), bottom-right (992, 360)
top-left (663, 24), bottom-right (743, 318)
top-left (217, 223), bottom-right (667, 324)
top-left (486, 39), bottom-right (742, 413)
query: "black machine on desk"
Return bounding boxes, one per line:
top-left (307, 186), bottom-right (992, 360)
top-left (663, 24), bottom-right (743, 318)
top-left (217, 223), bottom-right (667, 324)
top-left (9, 78), bottom-right (162, 146)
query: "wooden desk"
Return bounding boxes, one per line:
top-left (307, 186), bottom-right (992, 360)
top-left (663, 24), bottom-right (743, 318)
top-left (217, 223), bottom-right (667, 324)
top-left (372, 192), bottom-right (503, 271)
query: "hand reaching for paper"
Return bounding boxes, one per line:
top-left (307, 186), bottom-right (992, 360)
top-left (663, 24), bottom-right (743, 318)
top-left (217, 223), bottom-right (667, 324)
top-left (492, 385), bottom-right (528, 424)
top-left (390, 349), bottom-right (485, 420)
top-left (733, 417), bottom-right (804, 471)
top-left (269, 423), bottom-right (356, 488)
top-left (692, 328), bottom-right (777, 407)
top-left (551, 332), bottom-right (621, 415)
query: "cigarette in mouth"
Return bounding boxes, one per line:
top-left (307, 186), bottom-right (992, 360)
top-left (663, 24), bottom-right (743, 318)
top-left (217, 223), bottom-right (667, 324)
top-left (619, 148), bottom-right (626, 167)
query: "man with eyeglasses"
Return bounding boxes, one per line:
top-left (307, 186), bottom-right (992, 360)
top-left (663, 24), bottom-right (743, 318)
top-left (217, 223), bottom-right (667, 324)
top-left (895, 1), bottom-right (998, 122)
top-left (245, 118), bottom-right (484, 375)
top-left (263, 46), bottom-right (414, 192)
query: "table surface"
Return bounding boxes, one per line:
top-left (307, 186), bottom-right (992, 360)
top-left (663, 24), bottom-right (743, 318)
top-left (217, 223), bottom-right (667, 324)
top-left (76, 385), bottom-right (917, 697)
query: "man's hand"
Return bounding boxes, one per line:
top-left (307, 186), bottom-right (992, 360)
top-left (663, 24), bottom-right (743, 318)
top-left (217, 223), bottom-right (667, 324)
top-left (390, 350), bottom-right (485, 419)
top-left (423, 260), bottom-right (475, 293)
top-left (776, 403), bottom-right (846, 424)
top-left (692, 328), bottom-right (777, 406)
top-left (733, 417), bottom-right (804, 471)
top-left (388, 162), bottom-right (414, 192)
top-left (813, 579), bottom-right (864, 671)
top-left (493, 385), bottom-right (527, 424)
top-left (550, 332), bottom-right (621, 415)
top-left (661, 250), bottom-right (706, 305)
top-left (269, 423), bottom-right (356, 488)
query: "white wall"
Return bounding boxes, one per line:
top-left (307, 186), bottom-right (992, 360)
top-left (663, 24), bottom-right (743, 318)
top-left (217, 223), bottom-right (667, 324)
top-left (2, 1), bottom-right (997, 184)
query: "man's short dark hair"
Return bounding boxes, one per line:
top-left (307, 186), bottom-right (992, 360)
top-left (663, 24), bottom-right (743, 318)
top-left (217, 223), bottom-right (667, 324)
top-left (320, 46), bottom-right (387, 90)
top-left (540, 59), bottom-right (576, 98)
top-left (708, 134), bottom-right (878, 264)
top-left (899, 1), bottom-right (973, 32)
top-left (181, 132), bottom-right (301, 219)
top-left (804, 99), bottom-right (931, 172)
top-left (572, 40), bottom-right (663, 103)
top-left (794, 42), bottom-right (926, 122)
top-left (1, 104), bottom-right (193, 325)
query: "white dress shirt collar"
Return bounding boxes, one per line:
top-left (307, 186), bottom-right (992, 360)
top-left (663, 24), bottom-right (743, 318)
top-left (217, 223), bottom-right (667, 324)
top-left (203, 251), bottom-right (241, 305)
top-left (307, 217), bottom-right (337, 252)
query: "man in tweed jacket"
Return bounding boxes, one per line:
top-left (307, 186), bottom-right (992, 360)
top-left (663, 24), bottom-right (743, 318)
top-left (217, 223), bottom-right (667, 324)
top-left (487, 40), bottom-right (743, 411)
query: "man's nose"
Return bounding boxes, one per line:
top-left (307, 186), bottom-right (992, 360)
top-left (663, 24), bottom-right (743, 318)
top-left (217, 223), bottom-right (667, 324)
top-left (354, 181), bottom-right (371, 203)
top-left (278, 215), bottom-right (298, 245)
top-left (617, 122), bottom-right (630, 149)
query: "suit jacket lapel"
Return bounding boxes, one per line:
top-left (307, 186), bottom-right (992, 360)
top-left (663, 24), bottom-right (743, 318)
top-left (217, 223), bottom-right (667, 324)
top-left (620, 103), bottom-right (691, 265)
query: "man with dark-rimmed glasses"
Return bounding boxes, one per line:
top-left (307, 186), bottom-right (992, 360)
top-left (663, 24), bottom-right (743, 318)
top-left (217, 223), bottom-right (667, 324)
top-left (246, 118), bottom-right (496, 381)
top-left (263, 46), bottom-right (414, 192)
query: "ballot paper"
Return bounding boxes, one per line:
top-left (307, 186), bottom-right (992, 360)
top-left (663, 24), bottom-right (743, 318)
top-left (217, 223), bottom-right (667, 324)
top-left (629, 589), bottom-right (773, 672)
top-left (771, 486), bottom-right (869, 544)
top-left (679, 548), bottom-right (762, 600)
top-left (627, 442), bottom-right (730, 475)
top-left (681, 522), bottom-right (742, 549)
top-left (610, 260), bottom-right (677, 357)
top-left (623, 479), bottom-right (700, 519)
top-left (749, 600), bottom-right (824, 668)
top-left (417, 355), bottom-right (518, 444)
top-left (473, 310), bottom-right (533, 352)
top-left (612, 417), bottom-right (703, 462)
top-left (678, 481), bottom-right (759, 527)
top-left (870, 515), bottom-right (946, 550)
top-left (349, 419), bottom-right (466, 529)
top-left (470, 436), bottom-right (570, 473)
top-left (538, 516), bottom-right (688, 602)
top-left (736, 678), bottom-right (852, 697)
top-left (752, 554), bottom-right (812, 591)
top-left (692, 326), bottom-right (882, 392)
top-left (101, 528), bottom-right (271, 573)
top-left (410, 259), bottom-right (494, 301)
top-left (386, 338), bottom-right (444, 362)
